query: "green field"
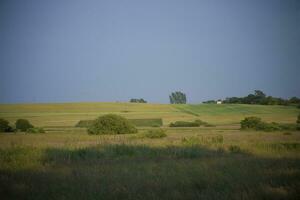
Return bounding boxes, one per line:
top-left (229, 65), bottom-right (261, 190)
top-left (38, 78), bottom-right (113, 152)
top-left (0, 102), bottom-right (300, 199)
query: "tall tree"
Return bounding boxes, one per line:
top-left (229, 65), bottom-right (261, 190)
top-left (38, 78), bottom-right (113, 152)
top-left (169, 91), bottom-right (187, 104)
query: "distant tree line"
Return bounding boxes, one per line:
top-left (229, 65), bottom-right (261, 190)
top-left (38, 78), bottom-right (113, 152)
top-left (169, 91), bottom-right (187, 104)
top-left (202, 99), bottom-right (222, 104)
top-left (203, 90), bottom-right (300, 106)
top-left (129, 98), bottom-right (147, 103)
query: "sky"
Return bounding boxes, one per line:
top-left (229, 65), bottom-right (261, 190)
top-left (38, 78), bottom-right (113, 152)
top-left (0, 0), bottom-right (299, 104)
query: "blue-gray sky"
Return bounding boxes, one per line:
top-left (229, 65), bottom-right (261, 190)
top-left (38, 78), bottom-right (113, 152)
top-left (0, 0), bottom-right (299, 103)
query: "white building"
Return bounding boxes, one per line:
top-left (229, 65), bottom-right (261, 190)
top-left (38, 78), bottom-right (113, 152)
top-left (217, 100), bottom-right (222, 104)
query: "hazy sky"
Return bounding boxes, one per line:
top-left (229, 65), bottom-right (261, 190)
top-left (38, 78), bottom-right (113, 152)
top-left (0, 0), bottom-right (299, 104)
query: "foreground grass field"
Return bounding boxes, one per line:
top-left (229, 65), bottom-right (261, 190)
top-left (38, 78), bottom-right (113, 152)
top-left (0, 102), bottom-right (299, 199)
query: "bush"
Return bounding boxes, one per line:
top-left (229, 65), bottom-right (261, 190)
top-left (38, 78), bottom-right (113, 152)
top-left (0, 119), bottom-right (14, 132)
top-left (169, 119), bottom-right (210, 127)
top-left (194, 119), bottom-right (208, 126)
top-left (87, 114), bottom-right (137, 135)
top-left (170, 121), bottom-right (199, 127)
top-left (76, 118), bottom-right (163, 128)
top-left (144, 129), bottom-right (167, 138)
top-left (228, 145), bottom-right (242, 153)
top-left (240, 117), bottom-right (262, 130)
top-left (297, 114), bottom-right (300, 124)
top-left (241, 116), bottom-right (298, 131)
top-left (26, 127), bottom-right (45, 134)
top-left (257, 122), bottom-right (281, 132)
top-left (15, 119), bottom-right (34, 131)
top-left (278, 123), bottom-right (297, 131)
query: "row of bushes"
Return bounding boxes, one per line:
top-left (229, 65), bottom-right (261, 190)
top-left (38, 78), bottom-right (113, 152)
top-left (82, 114), bottom-right (167, 138)
top-left (169, 119), bottom-right (213, 127)
top-left (0, 118), bottom-right (45, 133)
top-left (76, 118), bottom-right (163, 128)
top-left (78, 114), bottom-right (214, 135)
top-left (240, 116), bottom-right (300, 131)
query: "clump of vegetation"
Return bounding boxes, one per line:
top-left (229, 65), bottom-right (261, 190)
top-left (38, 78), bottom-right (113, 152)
top-left (240, 117), bottom-right (262, 129)
top-left (129, 118), bottom-right (163, 127)
top-left (75, 120), bottom-right (94, 128)
top-left (181, 136), bottom-right (201, 145)
top-left (228, 145), bottom-right (242, 153)
top-left (15, 119), bottom-right (33, 131)
top-left (129, 98), bottom-right (147, 103)
top-left (195, 119), bottom-right (215, 127)
top-left (0, 119), bottom-right (14, 132)
top-left (26, 127), bottom-right (45, 134)
top-left (169, 119), bottom-right (211, 127)
top-left (87, 114), bottom-right (137, 135)
top-left (76, 118), bottom-right (163, 128)
top-left (182, 135), bottom-right (223, 146)
top-left (144, 129), bottom-right (167, 138)
top-left (241, 116), bottom-right (298, 131)
top-left (170, 121), bottom-right (199, 127)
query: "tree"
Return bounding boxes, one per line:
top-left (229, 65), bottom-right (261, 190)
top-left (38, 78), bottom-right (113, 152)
top-left (15, 119), bottom-right (33, 131)
top-left (130, 98), bottom-right (147, 103)
top-left (0, 119), bottom-right (13, 132)
top-left (289, 97), bottom-right (300, 104)
top-left (169, 91), bottom-right (187, 104)
top-left (254, 90), bottom-right (266, 98)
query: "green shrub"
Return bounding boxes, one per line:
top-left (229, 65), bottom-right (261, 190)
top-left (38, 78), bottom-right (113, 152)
top-left (278, 123), bottom-right (297, 131)
top-left (194, 119), bottom-right (208, 126)
top-left (144, 129), bottom-right (167, 138)
top-left (297, 114), bottom-right (300, 124)
top-left (15, 119), bottom-right (33, 131)
top-left (0, 119), bottom-right (14, 132)
top-left (203, 123), bottom-right (216, 127)
top-left (228, 145), bottom-right (242, 153)
top-left (170, 121), bottom-right (199, 127)
top-left (256, 122), bottom-right (281, 132)
top-left (169, 119), bottom-right (209, 127)
top-left (76, 118), bottom-right (163, 128)
top-left (181, 136), bottom-right (201, 145)
top-left (240, 117), bottom-right (263, 129)
top-left (241, 116), bottom-right (298, 131)
top-left (26, 127), bottom-right (45, 134)
top-left (75, 120), bottom-right (94, 128)
top-left (87, 114), bottom-right (137, 135)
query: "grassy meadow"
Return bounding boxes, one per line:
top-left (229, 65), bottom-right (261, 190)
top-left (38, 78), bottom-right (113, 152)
top-left (0, 102), bottom-right (300, 199)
